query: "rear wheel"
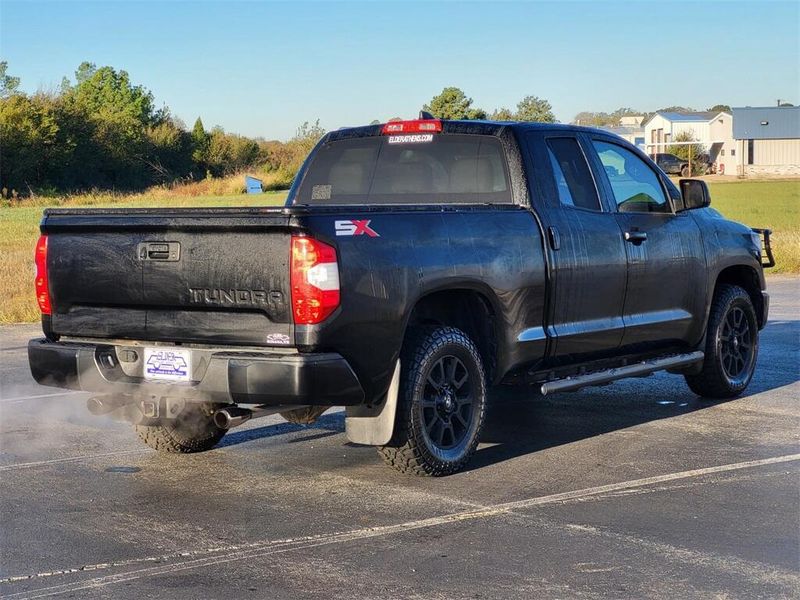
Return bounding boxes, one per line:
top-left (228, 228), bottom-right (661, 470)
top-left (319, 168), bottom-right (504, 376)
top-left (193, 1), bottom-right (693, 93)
top-left (135, 404), bottom-right (226, 453)
top-left (680, 165), bottom-right (690, 177)
top-left (378, 326), bottom-right (487, 476)
top-left (685, 284), bottom-right (758, 399)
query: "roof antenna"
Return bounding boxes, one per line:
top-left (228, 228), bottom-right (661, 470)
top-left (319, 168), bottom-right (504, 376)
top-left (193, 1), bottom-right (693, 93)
top-left (419, 110), bottom-right (435, 120)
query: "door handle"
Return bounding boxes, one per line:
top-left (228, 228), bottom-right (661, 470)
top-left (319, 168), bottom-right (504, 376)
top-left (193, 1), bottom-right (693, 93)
top-left (624, 231), bottom-right (647, 245)
top-left (137, 242), bottom-right (181, 261)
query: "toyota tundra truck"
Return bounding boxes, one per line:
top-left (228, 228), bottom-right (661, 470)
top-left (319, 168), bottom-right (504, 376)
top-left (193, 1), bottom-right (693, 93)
top-left (28, 117), bottom-right (774, 476)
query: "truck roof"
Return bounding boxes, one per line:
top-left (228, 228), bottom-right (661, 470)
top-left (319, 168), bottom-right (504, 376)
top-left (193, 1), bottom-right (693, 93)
top-left (327, 120), bottom-right (612, 142)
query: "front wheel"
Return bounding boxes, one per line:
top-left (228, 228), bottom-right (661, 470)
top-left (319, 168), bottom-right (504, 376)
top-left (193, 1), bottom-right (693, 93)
top-left (378, 326), bottom-right (487, 476)
top-left (685, 284), bottom-right (759, 399)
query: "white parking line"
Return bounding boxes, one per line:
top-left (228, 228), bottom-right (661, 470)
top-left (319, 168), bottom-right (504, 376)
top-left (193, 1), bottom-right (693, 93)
top-left (0, 391), bottom-right (84, 404)
top-left (0, 450), bottom-right (147, 472)
top-left (3, 452), bottom-right (798, 598)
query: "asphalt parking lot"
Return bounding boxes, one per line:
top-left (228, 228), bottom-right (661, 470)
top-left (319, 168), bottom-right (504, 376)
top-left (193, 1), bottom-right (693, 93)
top-left (1, 277), bottom-right (798, 600)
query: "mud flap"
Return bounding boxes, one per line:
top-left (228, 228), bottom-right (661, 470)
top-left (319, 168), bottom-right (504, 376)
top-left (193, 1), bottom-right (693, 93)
top-left (345, 360), bottom-right (400, 446)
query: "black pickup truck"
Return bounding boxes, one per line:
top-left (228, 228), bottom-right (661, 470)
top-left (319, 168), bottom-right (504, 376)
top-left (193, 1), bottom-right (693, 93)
top-left (29, 118), bottom-right (774, 476)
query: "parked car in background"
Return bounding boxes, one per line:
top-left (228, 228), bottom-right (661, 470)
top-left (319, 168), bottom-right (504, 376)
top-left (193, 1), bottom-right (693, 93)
top-left (654, 152), bottom-right (710, 177)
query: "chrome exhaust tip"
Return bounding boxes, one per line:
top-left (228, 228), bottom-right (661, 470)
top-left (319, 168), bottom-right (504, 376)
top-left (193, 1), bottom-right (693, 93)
top-left (87, 396), bottom-right (126, 416)
top-left (213, 406), bottom-right (252, 430)
top-left (213, 404), bottom-right (309, 430)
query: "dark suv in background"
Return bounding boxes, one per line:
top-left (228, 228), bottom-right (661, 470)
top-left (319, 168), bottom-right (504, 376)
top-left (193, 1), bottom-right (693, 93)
top-left (654, 152), bottom-right (710, 177)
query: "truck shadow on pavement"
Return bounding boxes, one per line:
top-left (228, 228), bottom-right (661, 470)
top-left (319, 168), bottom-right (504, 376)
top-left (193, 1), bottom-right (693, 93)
top-left (217, 413), bottom-right (345, 448)
top-left (467, 320), bottom-right (799, 472)
top-left (217, 320), bottom-right (797, 470)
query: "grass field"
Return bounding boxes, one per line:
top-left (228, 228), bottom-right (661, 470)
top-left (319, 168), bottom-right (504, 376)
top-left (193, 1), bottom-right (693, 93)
top-left (0, 191), bottom-right (288, 324)
top-left (0, 181), bottom-right (797, 323)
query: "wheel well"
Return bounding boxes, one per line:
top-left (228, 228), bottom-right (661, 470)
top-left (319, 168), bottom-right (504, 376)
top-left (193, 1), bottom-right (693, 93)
top-left (715, 265), bottom-right (764, 327)
top-left (406, 290), bottom-right (498, 381)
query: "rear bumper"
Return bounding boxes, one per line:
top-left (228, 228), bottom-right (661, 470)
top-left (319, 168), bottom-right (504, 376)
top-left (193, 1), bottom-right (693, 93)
top-left (28, 338), bottom-right (365, 406)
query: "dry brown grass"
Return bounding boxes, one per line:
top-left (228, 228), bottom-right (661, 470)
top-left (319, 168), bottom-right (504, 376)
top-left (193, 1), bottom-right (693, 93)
top-left (131, 171), bottom-right (295, 198)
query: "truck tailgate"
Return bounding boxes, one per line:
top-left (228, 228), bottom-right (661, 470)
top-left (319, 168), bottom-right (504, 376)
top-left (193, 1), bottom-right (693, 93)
top-left (42, 208), bottom-right (296, 346)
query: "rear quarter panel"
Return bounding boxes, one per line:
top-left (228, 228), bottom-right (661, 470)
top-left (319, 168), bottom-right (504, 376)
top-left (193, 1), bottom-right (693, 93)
top-left (295, 207), bottom-right (547, 402)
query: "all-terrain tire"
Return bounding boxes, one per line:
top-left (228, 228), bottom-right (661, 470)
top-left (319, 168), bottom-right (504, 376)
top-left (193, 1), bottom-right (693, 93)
top-left (378, 326), bottom-right (487, 476)
top-left (135, 404), bottom-right (226, 453)
top-left (685, 284), bottom-right (758, 399)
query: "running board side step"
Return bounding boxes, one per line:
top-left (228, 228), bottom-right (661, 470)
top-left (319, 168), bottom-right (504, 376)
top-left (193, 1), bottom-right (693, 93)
top-left (539, 351), bottom-right (704, 396)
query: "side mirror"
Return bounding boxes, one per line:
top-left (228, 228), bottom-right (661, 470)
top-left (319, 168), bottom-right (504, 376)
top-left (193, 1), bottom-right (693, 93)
top-left (679, 178), bottom-right (711, 211)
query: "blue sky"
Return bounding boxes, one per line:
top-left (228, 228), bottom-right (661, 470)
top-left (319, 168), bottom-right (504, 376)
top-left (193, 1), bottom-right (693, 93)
top-left (1, 1), bottom-right (798, 140)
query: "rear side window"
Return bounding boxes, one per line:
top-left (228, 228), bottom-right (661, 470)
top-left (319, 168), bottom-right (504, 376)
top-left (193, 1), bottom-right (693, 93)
top-left (293, 134), bottom-right (511, 205)
top-left (545, 138), bottom-right (602, 211)
top-left (593, 141), bottom-right (669, 213)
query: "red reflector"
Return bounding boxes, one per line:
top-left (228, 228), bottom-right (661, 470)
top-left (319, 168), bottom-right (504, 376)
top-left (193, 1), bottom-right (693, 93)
top-left (290, 236), bottom-right (340, 325)
top-left (381, 119), bottom-right (442, 135)
top-left (34, 235), bottom-right (51, 315)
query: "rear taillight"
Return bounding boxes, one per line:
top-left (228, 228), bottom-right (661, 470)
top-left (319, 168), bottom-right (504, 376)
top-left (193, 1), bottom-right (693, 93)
top-left (382, 119), bottom-right (442, 134)
top-left (34, 235), bottom-right (51, 315)
top-left (290, 236), bottom-right (340, 325)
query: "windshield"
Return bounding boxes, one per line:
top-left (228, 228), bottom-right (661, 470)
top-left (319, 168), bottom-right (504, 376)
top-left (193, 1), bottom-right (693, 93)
top-left (292, 134), bottom-right (512, 205)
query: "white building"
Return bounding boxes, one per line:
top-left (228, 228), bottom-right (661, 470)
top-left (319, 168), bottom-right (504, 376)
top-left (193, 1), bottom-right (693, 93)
top-left (732, 106), bottom-right (800, 176)
top-left (620, 115), bottom-right (645, 128)
top-left (643, 111), bottom-right (736, 174)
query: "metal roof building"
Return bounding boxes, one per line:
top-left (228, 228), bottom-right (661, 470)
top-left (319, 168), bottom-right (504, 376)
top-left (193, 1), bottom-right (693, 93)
top-left (731, 107), bottom-right (800, 176)
top-left (732, 106), bottom-right (800, 140)
top-left (643, 110), bottom-right (734, 174)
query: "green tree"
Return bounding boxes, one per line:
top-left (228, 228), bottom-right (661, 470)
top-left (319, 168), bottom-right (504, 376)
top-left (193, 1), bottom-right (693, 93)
top-left (423, 87), bottom-right (486, 120)
top-left (708, 104), bottom-right (731, 113)
top-left (490, 107), bottom-right (515, 121)
top-left (668, 130), bottom-right (706, 174)
top-left (190, 116), bottom-right (209, 171)
top-left (573, 111), bottom-right (613, 126)
top-left (573, 107), bottom-right (642, 127)
top-left (0, 60), bottom-right (331, 196)
top-left (0, 93), bottom-right (61, 193)
top-left (145, 118), bottom-right (192, 182)
top-left (292, 119), bottom-right (325, 155)
top-left (658, 105), bottom-right (695, 113)
top-left (0, 61), bottom-right (20, 98)
top-left (62, 63), bottom-right (160, 187)
top-left (514, 95), bottom-right (556, 123)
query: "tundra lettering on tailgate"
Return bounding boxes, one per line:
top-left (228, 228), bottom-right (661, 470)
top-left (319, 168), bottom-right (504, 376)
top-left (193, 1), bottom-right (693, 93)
top-left (188, 288), bottom-right (279, 306)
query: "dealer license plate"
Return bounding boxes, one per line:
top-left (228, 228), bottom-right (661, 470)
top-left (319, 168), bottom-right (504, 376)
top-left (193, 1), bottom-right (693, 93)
top-left (143, 347), bottom-right (192, 382)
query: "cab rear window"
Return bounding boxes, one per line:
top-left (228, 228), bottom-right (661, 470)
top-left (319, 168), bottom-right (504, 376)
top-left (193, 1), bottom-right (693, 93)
top-left (293, 134), bottom-right (511, 205)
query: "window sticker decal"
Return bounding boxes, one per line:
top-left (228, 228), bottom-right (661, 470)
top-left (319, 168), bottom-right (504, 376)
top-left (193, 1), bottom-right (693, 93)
top-left (312, 184), bottom-right (332, 200)
top-left (387, 134), bottom-right (434, 144)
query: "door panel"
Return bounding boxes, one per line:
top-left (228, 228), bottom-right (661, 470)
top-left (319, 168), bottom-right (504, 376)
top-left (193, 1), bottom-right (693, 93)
top-left (547, 208), bottom-right (628, 355)
top-left (526, 132), bottom-right (628, 358)
top-left (586, 136), bottom-right (707, 348)
top-left (615, 211), bottom-right (706, 346)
